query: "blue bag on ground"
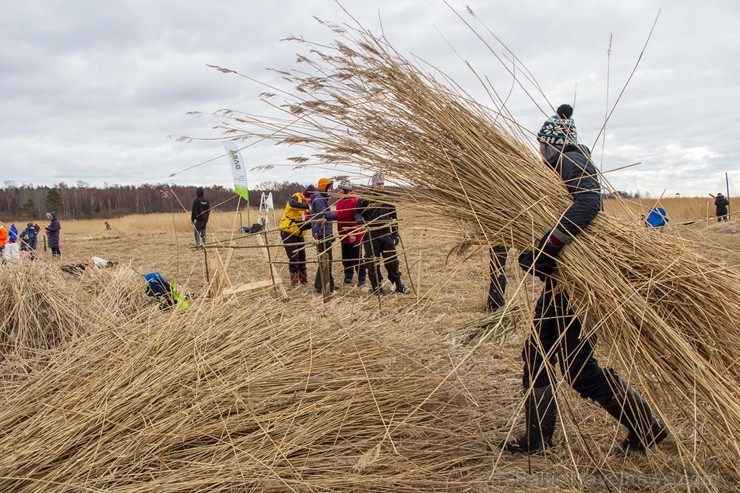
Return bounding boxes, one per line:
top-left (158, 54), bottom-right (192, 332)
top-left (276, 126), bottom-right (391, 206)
top-left (144, 272), bottom-right (171, 298)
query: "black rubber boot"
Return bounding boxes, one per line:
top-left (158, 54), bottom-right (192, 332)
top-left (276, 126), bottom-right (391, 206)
top-left (602, 373), bottom-right (668, 456)
top-left (505, 386), bottom-right (557, 454)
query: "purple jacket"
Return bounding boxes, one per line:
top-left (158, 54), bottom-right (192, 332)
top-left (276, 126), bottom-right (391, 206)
top-left (310, 192), bottom-right (337, 238)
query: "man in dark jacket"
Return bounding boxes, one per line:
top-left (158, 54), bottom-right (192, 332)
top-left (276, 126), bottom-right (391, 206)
top-left (714, 192), bottom-right (729, 222)
top-left (191, 187), bottom-right (210, 248)
top-left (45, 212), bottom-right (61, 257)
top-left (353, 173), bottom-right (408, 295)
top-left (506, 104), bottom-right (667, 456)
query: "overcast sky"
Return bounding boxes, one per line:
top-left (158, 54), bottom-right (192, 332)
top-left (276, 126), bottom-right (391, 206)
top-left (1, 1), bottom-right (738, 197)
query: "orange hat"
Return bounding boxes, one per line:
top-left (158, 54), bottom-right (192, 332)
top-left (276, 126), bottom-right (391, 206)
top-left (317, 177), bottom-right (334, 192)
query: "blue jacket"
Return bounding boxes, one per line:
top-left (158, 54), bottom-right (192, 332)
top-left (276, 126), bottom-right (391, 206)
top-left (310, 192), bottom-right (336, 238)
top-left (20, 226), bottom-right (38, 250)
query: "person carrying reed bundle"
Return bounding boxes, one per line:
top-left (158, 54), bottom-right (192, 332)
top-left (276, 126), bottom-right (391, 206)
top-left (506, 104), bottom-right (668, 456)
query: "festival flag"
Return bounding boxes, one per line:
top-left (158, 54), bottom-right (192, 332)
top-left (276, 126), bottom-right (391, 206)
top-left (222, 141), bottom-right (249, 201)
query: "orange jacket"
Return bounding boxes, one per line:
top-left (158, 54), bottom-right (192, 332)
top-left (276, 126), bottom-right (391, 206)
top-left (0, 226), bottom-right (7, 248)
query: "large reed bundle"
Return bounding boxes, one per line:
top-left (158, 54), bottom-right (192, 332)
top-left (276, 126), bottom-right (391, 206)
top-left (210, 22), bottom-right (740, 474)
top-left (0, 262), bottom-right (94, 359)
top-left (0, 262), bottom-right (157, 361)
top-left (0, 292), bottom-right (510, 492)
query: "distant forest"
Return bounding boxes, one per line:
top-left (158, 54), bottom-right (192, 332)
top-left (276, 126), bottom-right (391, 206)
top-left (0, 180), bottom-right (647, 221)
top-left (0, 181), bottom-right (309, 220)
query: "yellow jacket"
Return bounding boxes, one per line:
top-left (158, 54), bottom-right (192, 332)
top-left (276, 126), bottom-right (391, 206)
top-left (279, 192), bottom-right (310, 236)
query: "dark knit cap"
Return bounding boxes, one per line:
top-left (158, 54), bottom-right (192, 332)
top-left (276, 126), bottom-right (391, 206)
top-left (537, 104), bottom-right (577, 149)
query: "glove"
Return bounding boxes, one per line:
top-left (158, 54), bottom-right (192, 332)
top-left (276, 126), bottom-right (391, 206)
top-left (393, 234), bottom-right (400, 246)
top-left (355, 217), bottom-right (365, 225)
top-left (518, 233), bottom-right (565, 281)
top-left (518, 250), bottom-right (554, 281)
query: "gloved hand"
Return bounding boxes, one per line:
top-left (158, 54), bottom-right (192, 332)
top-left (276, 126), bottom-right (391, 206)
top-left (393, 234), bottom-right (400, 246)
top-left (518, 232), bottom-right (565, 281)
top-left (518, 250), bottom-right (555, 281)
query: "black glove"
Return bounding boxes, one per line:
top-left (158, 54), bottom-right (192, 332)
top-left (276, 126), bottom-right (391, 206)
top-left (518, 233), bottom-right (565, 281)
top-left (518, 250), bottom-right (555, 281)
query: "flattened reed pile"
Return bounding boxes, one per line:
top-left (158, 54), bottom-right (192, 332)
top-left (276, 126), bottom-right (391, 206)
top-left (0, 280), bottom-right (504, 492)
top-left (211, 22), bottom-right (740, 475)
top-left (0, 262), bottom-right (151, 361)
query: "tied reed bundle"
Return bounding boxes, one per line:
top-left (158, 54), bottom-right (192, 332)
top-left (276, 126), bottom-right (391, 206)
top-left (209, 21), bottom-right (740, 477)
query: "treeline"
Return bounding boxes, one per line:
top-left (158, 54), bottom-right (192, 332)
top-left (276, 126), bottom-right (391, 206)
top-left (0, 181), bottom-right (308, 220)
top-left (0, 180), bottom-right (651, 221)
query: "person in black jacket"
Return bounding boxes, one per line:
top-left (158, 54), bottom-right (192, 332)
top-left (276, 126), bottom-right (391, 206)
top-left (191, 187), bottom-right (210, 248)
top-left (45, 212), bottom-right (61, 257)
top-left (353, 173), bottom-right (408, 295)
top-left (506, 104), bottom-right (667, 456)
top-left (714, 192), bottom-right (729, 222)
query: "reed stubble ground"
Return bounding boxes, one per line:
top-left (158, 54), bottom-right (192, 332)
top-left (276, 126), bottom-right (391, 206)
top-left (0, 207), bottom-right (736, 492)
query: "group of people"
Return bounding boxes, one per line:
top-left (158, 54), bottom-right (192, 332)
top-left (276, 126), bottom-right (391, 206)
top-left (278, 173), bottom-right (409, 296)
top-left (0, 212), bottom-right (61, 261)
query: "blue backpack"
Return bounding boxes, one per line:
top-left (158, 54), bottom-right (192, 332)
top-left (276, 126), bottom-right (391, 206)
top-left (144, 272), bottom-right (171, 298)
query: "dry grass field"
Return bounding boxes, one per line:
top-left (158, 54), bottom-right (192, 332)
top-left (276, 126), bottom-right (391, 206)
top-left (0, 196), bottom-right (737, 492)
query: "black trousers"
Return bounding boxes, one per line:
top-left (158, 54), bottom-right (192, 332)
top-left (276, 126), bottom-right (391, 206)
top-left (363, 232), bottom-right (401, 290)
top-left (522, 278), bottom-right (614, 406)
top-left (488, 245), bottom-right (508, 310)
top-left (281, 232), bottom-right (306, 274)
top-left (314, 236), bottom-right (335, 291)
top-left (341, 242), bottom-right (366, 283)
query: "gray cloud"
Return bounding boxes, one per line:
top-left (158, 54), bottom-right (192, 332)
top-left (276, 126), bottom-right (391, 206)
top-left (1, 0), bottom-right (737, 196)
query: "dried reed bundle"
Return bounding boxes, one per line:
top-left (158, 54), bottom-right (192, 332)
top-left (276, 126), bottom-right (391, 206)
top-left (0, 295), bottom-right (504, 492)
top-left (211, 22), bottom-right (740, 475)
top-left (0, 262), bottom-right (96, 359)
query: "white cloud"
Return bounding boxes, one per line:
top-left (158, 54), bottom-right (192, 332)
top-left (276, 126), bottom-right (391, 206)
top-left (0, 0), bottom-right (737, 196)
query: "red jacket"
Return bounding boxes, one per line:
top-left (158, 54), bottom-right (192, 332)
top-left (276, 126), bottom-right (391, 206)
top-left (335, 195), bottom-right (364, 245)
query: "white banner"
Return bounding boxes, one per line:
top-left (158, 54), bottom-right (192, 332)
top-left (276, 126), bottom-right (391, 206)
top-left (222, 141), bottom-right (249, 201)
